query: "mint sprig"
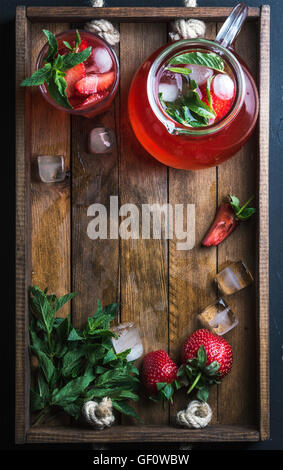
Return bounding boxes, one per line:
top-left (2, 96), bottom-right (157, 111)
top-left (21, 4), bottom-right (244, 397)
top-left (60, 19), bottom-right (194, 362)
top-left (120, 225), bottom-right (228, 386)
top-left (229, 195), bottom-right (256, 221)
top-left (169, 51), bottom-right (225, 73)
top-left (29, 287), bottom-right (141, 425)
top-left (20, 29), bottom-right (92, 110)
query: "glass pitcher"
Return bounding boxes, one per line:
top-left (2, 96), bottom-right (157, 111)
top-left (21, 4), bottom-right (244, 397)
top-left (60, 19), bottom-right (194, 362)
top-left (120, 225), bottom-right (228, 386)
top-left (128, 3), bottom-right (259, 170)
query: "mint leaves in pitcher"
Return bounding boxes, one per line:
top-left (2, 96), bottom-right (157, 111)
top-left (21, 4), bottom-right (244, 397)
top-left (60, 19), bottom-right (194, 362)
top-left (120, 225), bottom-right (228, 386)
top-left (158, 51), bottom-right (236, 127)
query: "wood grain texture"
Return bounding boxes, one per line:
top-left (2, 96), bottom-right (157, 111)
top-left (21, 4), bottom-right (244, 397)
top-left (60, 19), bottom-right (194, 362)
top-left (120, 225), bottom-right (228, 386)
top-left (119, 22), bottom-right (168, 424)
top-left (26, 7), bottom-right (260, 23)
top-left (30, 23), bottom-right (71, 317)
top-left (169, 22), bottom-right (218, 424)
top-left (216, 21), bottom-right (258, 426)
top-left (258, 4), bottom-right (270, 441)
top-left (26, 424), bottom-right (259, 443)
top-left (15, 5), bottom-right (31, 444)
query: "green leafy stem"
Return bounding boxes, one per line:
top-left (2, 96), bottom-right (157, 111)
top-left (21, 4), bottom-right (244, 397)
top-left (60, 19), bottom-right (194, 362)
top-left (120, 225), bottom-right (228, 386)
top-left (29, 286), bottom-right (141, 425)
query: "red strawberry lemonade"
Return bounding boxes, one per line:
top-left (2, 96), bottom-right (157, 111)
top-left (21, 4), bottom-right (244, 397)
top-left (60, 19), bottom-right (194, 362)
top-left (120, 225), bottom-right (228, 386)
top-left (36, 30), bottom-right (119, 118)
top-left (129, 41), bottom-right (259, 170)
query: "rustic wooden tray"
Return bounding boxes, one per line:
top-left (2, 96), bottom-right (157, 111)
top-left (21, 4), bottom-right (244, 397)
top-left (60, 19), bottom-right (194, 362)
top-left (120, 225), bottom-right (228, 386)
top-left (16, 5), bottom-right (270, 444)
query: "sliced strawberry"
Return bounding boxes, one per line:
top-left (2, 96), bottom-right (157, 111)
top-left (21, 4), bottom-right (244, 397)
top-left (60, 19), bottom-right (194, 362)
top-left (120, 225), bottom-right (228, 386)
top-left (75, 71), bottom-right (115, 95)
top-left (65, 63), bottom-right (86, 98)
top-left (200, 83), bottom-right (234, 122)
top-left (80, 90), bottom-right (109, 108)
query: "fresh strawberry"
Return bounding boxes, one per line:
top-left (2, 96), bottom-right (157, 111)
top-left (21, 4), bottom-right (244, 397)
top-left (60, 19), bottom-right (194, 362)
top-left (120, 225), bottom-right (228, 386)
top-left (202, 195), bottom-right (256, 247)
top-left (179, 329), bottom-right (233, 401)
top-left (80, 90), bottom-right (109, 108)
top-left (142, 350), bottom-right (178, 402)
top-left (75, 71), bottom-right (115, 95)
top-left (65, 63), bottom-right (86, 98)
top-left (200, 82), bottom-right (234, 122)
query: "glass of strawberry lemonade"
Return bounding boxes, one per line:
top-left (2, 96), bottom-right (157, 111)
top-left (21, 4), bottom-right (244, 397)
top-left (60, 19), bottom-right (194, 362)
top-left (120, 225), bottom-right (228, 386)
top-left (36, 30), bottom-right (119, 118)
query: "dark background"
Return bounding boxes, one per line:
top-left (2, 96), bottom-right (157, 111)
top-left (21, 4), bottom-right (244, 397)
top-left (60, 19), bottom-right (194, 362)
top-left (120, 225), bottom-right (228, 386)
top-left (2, 0), bottom-right (282, 453)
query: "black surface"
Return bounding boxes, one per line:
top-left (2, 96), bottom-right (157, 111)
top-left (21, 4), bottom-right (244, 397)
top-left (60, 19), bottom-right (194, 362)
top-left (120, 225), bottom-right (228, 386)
top-left (2, 0), bottom-right (283, 452)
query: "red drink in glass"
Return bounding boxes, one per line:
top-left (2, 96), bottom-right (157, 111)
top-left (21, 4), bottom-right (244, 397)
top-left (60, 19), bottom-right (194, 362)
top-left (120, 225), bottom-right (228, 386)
top-left (36, 30), bottom-right (119, 118)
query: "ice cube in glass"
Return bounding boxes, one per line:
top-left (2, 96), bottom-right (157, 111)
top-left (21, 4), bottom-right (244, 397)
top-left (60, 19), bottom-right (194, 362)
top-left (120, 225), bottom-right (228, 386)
top-left (215, 261), bottom-right (253, 295)
top-left (88, 127), bottom-right (116, 154)
top-left (111, 322), bottom-right (143, 362)
top-left (37, 155), bottom-right (65, 183)
top-left (198, 298), bottom-right (238, 336)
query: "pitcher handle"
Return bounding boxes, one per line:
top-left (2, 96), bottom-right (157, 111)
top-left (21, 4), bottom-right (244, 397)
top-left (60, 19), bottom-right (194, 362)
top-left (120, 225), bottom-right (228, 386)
top-left (215, 3), bottom-right (248, 49)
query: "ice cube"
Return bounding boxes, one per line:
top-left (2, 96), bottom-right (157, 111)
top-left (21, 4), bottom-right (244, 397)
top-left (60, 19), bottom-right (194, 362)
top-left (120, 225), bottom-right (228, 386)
top-left (198, 298), bottom-right (238, 336)
top-left (158, 83), bottom-right (179, 102)
top-left (37, 155), bottom-right (65, 183)
top-left (186, 64), bottom-right (213, 86)
top-left (215, 261), bottom-right (254, 295)
top-left (111, 322), bottom-right (143, 362)
top-left (88, 127), bottom-right (116, 154)
top-left (213, 73), bottom-right (234, 100)
top-left (92, 47), bottom-right (112, 73)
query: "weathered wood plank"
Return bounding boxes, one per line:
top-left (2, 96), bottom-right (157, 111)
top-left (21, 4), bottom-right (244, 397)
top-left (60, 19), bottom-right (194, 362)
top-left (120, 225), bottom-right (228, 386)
top-left (216, 21), bottom-right (258, 425)
top-left (27, 424), bottom-right (259, 443)
top-left (15, 5), bottom-right (31, 445)
top-left (71, 40), bottom-right (120, 328)
top-left (258, 4), bottom-right (270, 441)
top-left (168, 22), bottom-right (218, 424)
top-left (119, 22), bottom-right (168, 424)
top-left (30, 23), bottom-right (71, 317)
top-left (26, 7), bottom-right (260, 23)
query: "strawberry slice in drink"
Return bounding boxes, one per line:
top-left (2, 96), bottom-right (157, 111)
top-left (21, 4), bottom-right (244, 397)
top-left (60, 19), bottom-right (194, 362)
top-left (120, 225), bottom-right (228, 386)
top-left (75, 71), bottom-right (115, 95)
top-left (65, 63), bottom-right (86, 98)
top-left (80, 90), bottom-right (110, 108)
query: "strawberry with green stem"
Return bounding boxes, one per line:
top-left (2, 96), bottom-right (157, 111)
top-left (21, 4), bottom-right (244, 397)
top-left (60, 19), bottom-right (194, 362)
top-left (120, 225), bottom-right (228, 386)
top-left (202, 194), bottom-right (256, 247)
top-left (142, 350), bottom-right (179, 403)
top-left (179, 329), bottom-right (233, 402)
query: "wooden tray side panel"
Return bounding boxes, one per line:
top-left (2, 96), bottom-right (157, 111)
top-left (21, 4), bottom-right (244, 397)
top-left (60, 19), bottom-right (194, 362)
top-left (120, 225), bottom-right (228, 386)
top-left (15, 6), bottom-right (31, 444)
top-left (258, 5), bottom-right (270, 441)
top-left (26, 7), bottom-right (261, 23)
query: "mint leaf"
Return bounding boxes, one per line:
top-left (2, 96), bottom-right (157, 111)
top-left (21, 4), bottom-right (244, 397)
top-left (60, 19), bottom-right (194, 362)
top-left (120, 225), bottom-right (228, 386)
top-left (167, 66), bottom-right (192, 75)
top-left (51, 374), bottom-right (94, 406)
top-left (46, 79), bottom-right (72, 109)
top-left (21, 63), bottom-right (52, 86)
top-left (61, 47), bottom-right (92, 71)
top-left (53, 292), bottom-right (77, 315)
top-left (36, 350), bottom-right (55, 383)
top-left (67, 327), bottom-right (84, 341)
top-left (75, 29), bottom-right (81, 49)
top-left (112, 400), bottom-right (142, 423)
top-left (43, 29), bottom-right (58, 62)
top-left (30, 389), bottom-right (46, 411)
top-left (206, 75), bottom-right (214, 111)
top-left (184, 91), bottom-right (215, 120)
top-left (63, 41), bottom-right (72, 51)
top-left (169, 51), bottom-right (225, 73)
